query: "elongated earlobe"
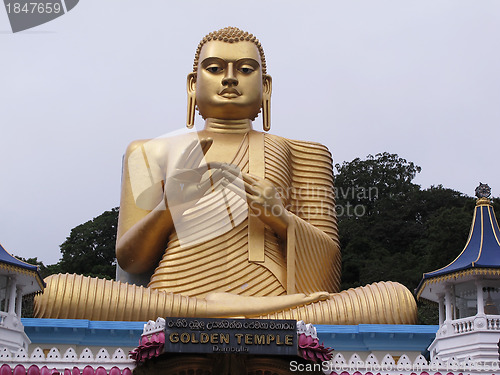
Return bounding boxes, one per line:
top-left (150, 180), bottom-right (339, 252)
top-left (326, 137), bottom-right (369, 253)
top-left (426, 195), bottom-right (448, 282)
top-left (262, 75), bottom-right (272, 131)
top-left (262, 99), bottom-right (270, 131)
top-left (186, 73), bottom-right (196, 129)
top-left (187, 94), bottom-right (195, 129)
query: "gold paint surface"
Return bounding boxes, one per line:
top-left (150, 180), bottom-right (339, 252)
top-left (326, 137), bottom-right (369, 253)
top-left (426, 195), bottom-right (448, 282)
top-left (34, 27), bottom-right (417, 324)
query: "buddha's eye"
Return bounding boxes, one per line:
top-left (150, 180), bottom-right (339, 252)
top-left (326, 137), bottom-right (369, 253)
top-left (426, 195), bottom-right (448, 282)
top-left (206, 66), bottom-right (222, 74)
top-left (239, 66), bottom-right (254, 74)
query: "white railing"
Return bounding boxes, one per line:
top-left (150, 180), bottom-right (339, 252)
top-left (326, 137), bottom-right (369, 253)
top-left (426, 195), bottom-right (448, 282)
top-left (319, 352), bottom-right (500, 375)
top-left (0, 346), bottom-right (134, 373)
top-left (452, 316), bottom-right (475, 334)
top-left (449, 315), bottom-right (500, 334)
top-left (0, 311), bottom-right (6, 326)
top-left (2, 347), bottom-right (500, 375)
top-left (486, 315), bottom-right (500, 330)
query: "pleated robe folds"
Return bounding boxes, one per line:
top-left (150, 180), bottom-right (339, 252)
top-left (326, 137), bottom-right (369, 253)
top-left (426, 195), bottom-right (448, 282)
top-left (144, 133), bottom-right (341, 298)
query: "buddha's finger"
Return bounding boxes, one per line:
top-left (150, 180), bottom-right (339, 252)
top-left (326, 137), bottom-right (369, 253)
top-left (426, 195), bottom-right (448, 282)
top-left (219, 163), bottom-right (242, 179)
top-left (185, 140), bottom-right (210, 169)
top-left (241, 172), bottom-right (262, 186)
top-left (242, 180), bottom-right (260, 196)
top-left (186, 138), bottom-right (214, 170)
top-left (224, 177), bottom-right (268, 205)
top-left (184, 138), bottom-right (213, 169)
top-left (245, 172), bottom-right (263, 180)
top-left (204, 161), bottom-right (225, 171)
top-left (191, 162), bottom-right (224, 177)
top-left (176, 139), bottom-right (199, 168)
top-left (229, 171), bottom-right (262, 193)
top-left (220, 168), bottom-right (244, 185)
top-left (221, 177), bottom-right (247, 201)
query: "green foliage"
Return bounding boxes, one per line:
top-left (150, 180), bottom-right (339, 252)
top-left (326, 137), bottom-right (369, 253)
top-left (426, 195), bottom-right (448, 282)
top-left (335, 153), bottom-right (480, 324)
top-left (417, 301), bottom-right (439, 325)
top-left (14, 207), bottom-right (118, 317)
top-left (16, 208), bottom-right (119, 280)
top-left (335, 152), bottom-right (421, 214)
top-left (17, 208), bottom-right (119, 282)
top-left (57, 208), bottom-right (119, 279)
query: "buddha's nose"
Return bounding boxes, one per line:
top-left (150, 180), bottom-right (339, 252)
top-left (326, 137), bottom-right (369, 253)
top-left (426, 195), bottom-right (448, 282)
top-left (222, 63), bottom-right (238, 86)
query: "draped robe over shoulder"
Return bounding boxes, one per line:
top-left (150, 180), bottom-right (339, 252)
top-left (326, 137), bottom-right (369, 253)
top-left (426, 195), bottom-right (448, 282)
top-left (123, 132), bottom-right (341, 298)
top-left (36, 131), bottom-right (417, 325)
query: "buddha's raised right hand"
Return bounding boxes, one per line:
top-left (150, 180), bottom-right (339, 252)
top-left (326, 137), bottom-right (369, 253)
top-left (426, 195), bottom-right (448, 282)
top-left (164, 138), bottom-right (223, 212)
top-left (164, 138), bottom-right (244, 216)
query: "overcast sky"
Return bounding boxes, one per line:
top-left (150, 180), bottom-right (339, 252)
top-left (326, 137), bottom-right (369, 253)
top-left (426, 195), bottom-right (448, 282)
top-left (1, 1), bottom-right (499, 265)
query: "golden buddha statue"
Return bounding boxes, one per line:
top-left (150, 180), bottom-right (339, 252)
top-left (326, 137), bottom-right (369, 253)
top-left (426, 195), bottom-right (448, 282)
top-left (35, 27), bottom-right (417, 324)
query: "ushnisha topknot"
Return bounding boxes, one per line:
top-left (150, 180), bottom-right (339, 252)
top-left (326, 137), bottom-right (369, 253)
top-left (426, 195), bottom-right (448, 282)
top-left (193, 26), bottom-right (267, 74)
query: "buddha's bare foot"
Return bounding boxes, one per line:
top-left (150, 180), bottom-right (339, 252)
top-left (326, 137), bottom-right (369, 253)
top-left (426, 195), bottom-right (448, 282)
top-left (205, 292), bottom-right (329, 317)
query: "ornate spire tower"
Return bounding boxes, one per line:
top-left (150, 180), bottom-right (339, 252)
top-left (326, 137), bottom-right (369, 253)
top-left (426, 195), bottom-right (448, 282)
top-left (416, 183), bottom-right (500, 363)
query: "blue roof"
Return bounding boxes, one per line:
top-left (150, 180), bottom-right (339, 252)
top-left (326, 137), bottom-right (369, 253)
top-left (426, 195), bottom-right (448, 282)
top-left (22, 318), bottom-right (437, 352)
top-left (419, 199), bottom-right (500, 284)
top-left (316, 324), bottom-right (437, 352)
top-left (0, 242), bottom-right (45, 290)
top-left (22, 318), bottom-right (145, 347)
top-left (0, 242), bottom-right (39, 272)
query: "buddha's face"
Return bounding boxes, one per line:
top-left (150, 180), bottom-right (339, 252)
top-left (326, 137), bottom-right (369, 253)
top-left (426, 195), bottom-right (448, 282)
top-left (191, 40), bottom-right (268, 120)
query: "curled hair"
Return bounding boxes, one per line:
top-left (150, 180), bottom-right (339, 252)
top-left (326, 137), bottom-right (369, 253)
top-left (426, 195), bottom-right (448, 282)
top-left (193, 27), bottom-right (267, 74)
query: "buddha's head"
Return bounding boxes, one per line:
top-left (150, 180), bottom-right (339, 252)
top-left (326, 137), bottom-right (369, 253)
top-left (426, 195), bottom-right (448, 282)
top-left (187, 27), bottom-right (272, 130)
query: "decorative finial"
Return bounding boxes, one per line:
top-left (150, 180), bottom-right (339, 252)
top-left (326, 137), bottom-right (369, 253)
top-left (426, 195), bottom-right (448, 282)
top-left (475, 183), bottom-right (491, 199)
top-left (475, 183), bottom-right (492, 206)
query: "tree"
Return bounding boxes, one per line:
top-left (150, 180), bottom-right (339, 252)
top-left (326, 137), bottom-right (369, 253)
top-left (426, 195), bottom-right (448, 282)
top-left (335, 152), bottom-right (421, 215)
top-left (57, 207), bottom-right (119, 279)
top-left (335, 153), bottom-right (425, 288)
top-left (334, 153), bottom-right (477, 324)
top-left (17, 208), bottom-right (119, 280)
top-left (14, 209), bottom-right (118, 317)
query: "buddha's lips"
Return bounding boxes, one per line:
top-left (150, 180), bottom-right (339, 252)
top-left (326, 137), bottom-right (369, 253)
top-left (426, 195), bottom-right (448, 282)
top-left (219, 88), bottom-right (241, 98)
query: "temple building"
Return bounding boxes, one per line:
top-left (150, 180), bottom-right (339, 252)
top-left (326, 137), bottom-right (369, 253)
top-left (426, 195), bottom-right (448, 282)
top-left (416, 183), bottom-right (500, 363)
top-left (0, 243), bottom-right (44, 351)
